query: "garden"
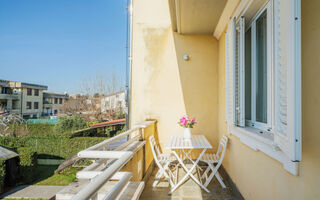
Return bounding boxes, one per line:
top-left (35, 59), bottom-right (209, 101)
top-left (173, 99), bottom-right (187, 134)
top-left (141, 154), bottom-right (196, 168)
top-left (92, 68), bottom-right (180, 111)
top-left (0, 115), bottom-right (124, 194)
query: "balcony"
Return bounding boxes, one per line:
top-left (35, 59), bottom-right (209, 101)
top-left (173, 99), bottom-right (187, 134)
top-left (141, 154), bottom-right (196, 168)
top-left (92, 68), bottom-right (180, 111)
top-left (0, 93), bottom-right (19, 100)
top-left (56, 120), bottom-right (238, 200)
top-left (43, 102), bottom-right (53, 108)
top-left (11, 109), bottom-right (21, 114)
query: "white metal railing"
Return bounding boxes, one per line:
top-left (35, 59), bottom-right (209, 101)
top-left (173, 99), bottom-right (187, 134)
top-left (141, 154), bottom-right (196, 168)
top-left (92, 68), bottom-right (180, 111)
top-left (70, 121), bottom-right (154, 200)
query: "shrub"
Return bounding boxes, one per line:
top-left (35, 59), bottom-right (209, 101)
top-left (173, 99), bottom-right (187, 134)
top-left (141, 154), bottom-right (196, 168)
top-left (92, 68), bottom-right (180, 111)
top-left (27, 124), bottom-right (55, 137)
top-left (0, 159), bottom-right (5, 193)
top-left (0, 136), bottom-right (22, 150)
top-left (86, 121), bottom-right (99, 127)
top-left (54, 115), bottom-right (87, 134)
top-left (17, 147), bottom-right (37, 184)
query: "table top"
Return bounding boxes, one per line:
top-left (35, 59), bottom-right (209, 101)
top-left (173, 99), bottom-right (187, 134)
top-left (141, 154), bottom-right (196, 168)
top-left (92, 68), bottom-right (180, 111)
top-left (165, 135), bottom-right (212, 149)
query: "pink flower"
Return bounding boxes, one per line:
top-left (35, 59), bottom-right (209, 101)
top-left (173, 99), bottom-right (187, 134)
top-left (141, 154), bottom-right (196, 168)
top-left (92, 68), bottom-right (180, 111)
top-left (178, 115), bottom-right (197, 128)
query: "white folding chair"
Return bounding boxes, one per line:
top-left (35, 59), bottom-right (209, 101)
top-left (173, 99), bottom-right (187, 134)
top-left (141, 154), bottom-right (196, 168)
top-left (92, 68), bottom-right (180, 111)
top-left (149, 135), bottom-right (177, 187)
top-left (201, 135), bottom-right (228, 188)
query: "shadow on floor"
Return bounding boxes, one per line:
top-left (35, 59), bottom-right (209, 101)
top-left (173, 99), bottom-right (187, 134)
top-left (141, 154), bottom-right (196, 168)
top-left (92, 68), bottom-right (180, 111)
top-left (140, 166), bottom-right (238, 200)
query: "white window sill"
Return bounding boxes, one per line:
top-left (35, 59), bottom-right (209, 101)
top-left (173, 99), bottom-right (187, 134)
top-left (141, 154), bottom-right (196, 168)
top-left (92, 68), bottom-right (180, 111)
top-left (228, 125), bottom-right (299, 175)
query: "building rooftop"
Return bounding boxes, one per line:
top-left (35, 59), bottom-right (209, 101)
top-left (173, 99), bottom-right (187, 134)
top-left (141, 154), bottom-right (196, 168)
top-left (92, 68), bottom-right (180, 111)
top-left (89, 118), bottom-right (126, 128)
top-left (43, 92), bottom-right (69, 98)
top-left (0, 146), bottom-right (18, 160)
top-left (0, 79), bottom-right (48, 90)
top-left (104, 90), bottom-right (125, 98)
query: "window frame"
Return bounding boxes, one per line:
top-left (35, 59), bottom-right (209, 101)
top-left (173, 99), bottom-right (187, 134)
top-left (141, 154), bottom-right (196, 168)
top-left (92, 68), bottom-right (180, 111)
top-left (244, 2), bottom-right (273, 133)
top-left (226, 0), bottom-right (301, 176)
top-left (26, 102), bottom-right (32, 109)
top-left (34, 102), bottom-right (39, 109)
top-left (34, 89), bottom-right (39, 96)
top-left (27, 88), bottom-right (32, 96)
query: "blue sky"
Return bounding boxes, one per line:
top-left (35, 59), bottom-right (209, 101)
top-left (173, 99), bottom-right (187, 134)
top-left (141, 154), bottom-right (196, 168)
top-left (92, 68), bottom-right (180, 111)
top-left (0, 0), bottom-right (128, 94)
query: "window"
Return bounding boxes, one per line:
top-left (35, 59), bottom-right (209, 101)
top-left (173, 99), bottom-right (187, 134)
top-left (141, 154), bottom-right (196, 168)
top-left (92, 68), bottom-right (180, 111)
top-left (34, 102), bottom-right (39, 109)
top-left (225, 0), bottom-right (302, 174)
top-left (26, 102), bottom-right (32, 109)
top-left (54, 98), bottom-right (58, 104)
top-left (59, 98), bottom-right (63, 104)
top-left (34, 89), bottom-right (39, 96)
top-left (27, 88), bottom-right (32, 96)
top-left (2, 87), bottom-right (11, 94)
top-left (12, 100), bottom-right (19, 110)
top-left (54, 109), bottom-right (58, 114)
top-left (245, 8), bottom-right (271, 132)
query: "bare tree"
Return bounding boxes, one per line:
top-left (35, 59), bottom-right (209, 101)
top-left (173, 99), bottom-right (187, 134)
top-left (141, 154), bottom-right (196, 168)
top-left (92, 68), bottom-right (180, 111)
top-left (67, 71), bottom-right (125, 121)
top-left (0, 113), bottom-right (28, 137)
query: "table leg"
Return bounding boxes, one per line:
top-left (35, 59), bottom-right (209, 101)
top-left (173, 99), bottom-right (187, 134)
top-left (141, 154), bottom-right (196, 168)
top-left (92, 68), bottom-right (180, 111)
top-left (169, 149), bottom-right (210, 194)
top-left (182, 149), bottom-right (203, 171)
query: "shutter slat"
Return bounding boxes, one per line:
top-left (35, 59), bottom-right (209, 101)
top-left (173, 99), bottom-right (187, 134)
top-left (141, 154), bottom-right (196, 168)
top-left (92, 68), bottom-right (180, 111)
top-left (274, 0), bottom-right (301, 162)
top-left (226, 18), bottom-right (236, 126)
top-left (238, 17), bottom-right (246, 127)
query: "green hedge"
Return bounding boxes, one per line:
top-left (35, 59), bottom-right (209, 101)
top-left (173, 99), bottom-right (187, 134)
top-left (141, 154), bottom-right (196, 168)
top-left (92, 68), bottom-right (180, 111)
top-left (24, 137), bottom-right (106, 159)
top-left (17, 147), bottom-right (37, 184)
top-left (0, 159), bottom-right (5, 193)
top-left (54, 115), bottom-right (87, 133)
top-left (0, 136), bottom-right (106, 159)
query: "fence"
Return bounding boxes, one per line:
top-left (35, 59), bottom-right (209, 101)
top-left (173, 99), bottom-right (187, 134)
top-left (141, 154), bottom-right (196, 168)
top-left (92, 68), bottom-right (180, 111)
top-left (25, 118), bottom-right (59, 125)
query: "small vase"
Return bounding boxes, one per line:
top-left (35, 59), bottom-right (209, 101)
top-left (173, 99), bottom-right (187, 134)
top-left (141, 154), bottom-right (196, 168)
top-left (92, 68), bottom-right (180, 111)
top-left (183, 128), bottom-right (192, 139)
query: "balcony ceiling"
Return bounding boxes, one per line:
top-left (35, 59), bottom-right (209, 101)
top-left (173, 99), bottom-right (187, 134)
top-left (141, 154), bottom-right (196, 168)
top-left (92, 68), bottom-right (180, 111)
top-left (169, 0), bottom-right (228, 34)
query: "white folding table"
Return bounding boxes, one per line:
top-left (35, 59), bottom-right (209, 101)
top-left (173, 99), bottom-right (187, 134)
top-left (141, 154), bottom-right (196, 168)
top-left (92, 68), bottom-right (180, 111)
top-left (165, 135), bottom-right (212, 194)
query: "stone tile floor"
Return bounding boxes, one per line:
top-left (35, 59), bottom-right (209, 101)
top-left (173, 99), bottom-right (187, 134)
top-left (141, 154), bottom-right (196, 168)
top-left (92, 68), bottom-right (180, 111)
top-left (140, 166), bottom-right (238, 200)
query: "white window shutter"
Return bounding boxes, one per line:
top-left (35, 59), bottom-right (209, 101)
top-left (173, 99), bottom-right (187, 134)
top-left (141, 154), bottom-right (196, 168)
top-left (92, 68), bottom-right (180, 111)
top-left (235, 17), bottom-right (245, 127)
top-left (274, 0), bottom-right (301, 161)
top-left (225, 17), bottom-right (236, 126)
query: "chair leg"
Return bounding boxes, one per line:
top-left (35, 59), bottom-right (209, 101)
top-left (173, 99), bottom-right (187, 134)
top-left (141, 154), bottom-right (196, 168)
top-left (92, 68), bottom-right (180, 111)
top-left (215, 173), bottom-right (226, 189)
top-left (163, 163), bottom-right (175, 187)
top-left (216, 171), bottom-right (223, 180)
top-left (204, 164), bottom-right (217, 187)
top-left (201, 164), bottom-right (211, 179)
top-left (152, 169), bottom-right (163, 187)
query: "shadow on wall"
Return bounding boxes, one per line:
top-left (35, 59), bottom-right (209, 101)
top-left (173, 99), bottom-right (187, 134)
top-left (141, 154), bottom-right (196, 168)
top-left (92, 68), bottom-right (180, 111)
top-left (172, 32), bottom-right (220, 152)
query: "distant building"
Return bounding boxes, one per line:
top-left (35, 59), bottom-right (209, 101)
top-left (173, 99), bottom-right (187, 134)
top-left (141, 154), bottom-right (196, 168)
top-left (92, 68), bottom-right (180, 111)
top-left (43, 92), bottom-right (69, 116)
top-left (0, 79), bottom-right (47, 118)
top-left (69, 94), bottom-right (83, 99)
top-left (86, 97), bottom-right (101, 109)
top-left (101, 90), bottom-right (126, 113)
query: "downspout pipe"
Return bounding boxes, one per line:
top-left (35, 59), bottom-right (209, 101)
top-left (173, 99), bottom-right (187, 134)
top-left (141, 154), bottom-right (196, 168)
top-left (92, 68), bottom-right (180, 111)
top-left (125, 0), bottom-right (133, 130)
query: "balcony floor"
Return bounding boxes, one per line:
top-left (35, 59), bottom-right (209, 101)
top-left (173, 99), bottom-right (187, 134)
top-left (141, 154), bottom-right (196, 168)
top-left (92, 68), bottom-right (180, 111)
top-left (140, 165), bottom-right (238, 200)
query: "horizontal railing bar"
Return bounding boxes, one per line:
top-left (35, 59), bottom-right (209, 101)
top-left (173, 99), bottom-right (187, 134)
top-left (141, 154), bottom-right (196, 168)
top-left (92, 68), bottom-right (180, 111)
top-left (104, 172), bottom-right (132, 200)
top-left (70, 152), bottom-right (133, 200)
top-left (83, 126), bottom-right (140, 151)
top-left (77, 171), bottom-right (128, 180)
top-left (78, 151), bottom-right (130, 159)
top-left (116, 134), bottom-right (142, 150)
top-left (70, 121), bottom-right (155, 200)
top-left (82, 138), bottom-right (143, 172)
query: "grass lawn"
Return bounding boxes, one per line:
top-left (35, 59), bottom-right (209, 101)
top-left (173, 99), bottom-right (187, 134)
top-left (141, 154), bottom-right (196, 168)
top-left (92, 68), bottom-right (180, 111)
top-left (33, 165), bottom-right (80, 186)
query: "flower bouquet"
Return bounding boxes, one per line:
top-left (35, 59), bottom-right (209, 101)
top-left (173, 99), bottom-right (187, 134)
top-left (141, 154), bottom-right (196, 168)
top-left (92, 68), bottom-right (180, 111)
top-left (178, 116), bottom-right (196, 139)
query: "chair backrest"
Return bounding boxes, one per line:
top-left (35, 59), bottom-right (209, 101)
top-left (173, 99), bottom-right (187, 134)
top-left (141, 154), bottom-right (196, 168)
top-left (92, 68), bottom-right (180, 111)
top-left (216, 135), bottom-right (228, 166)
top-left (149, 135), bottom-right (162, 161)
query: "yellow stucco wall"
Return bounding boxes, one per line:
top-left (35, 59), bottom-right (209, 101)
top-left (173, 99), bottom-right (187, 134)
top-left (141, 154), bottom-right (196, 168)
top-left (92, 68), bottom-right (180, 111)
top-left (216, 0), bottom-right (320, 199)
top-left (131, 0), bottom-right (320, 199)
top-left (130, 0), bottom-right (219, 154)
